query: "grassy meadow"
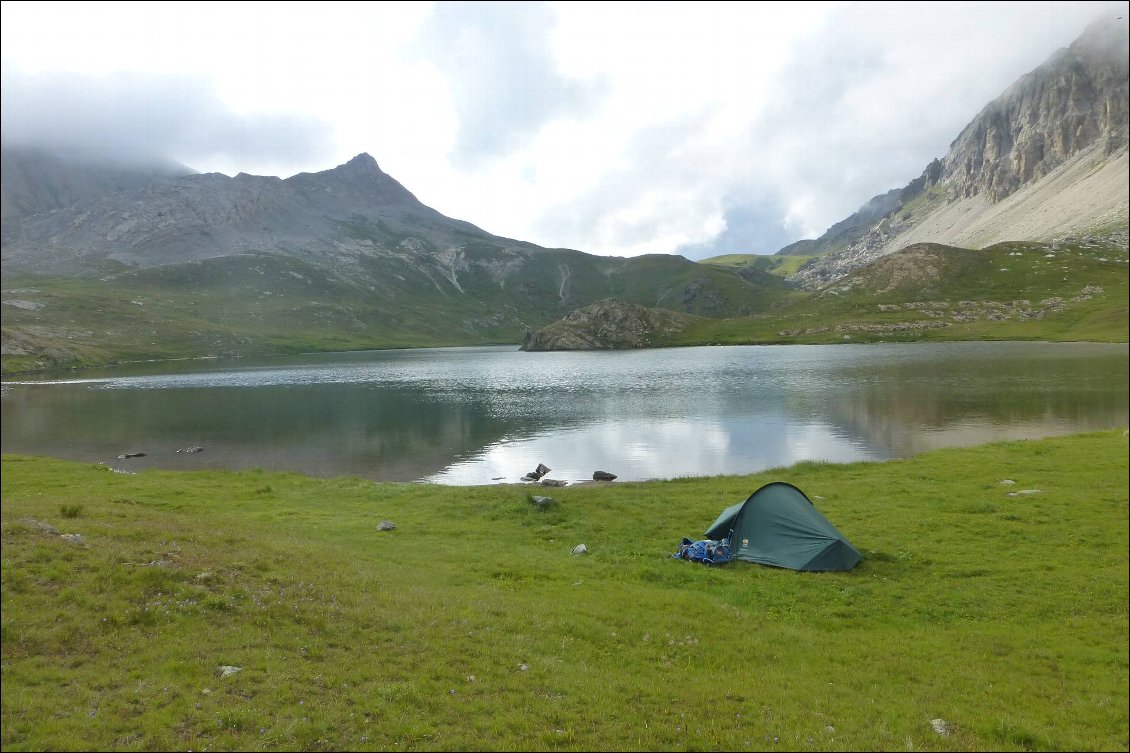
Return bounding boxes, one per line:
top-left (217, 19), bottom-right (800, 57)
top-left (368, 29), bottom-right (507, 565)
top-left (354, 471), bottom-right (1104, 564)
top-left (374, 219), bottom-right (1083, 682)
top-left (2, 431), bottom-right (1127, 751)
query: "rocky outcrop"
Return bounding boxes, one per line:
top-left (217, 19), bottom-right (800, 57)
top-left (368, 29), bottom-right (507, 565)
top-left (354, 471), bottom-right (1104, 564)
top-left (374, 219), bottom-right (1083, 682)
top-left (818, 243), bottom-right (978, 296)
top-left (788, 16), bottom-right (1129, 289)
top-left (520, 298), bottom-right (693, 351)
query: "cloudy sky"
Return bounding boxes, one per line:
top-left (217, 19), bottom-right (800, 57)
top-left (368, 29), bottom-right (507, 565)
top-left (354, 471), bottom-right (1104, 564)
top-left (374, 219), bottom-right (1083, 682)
top-left (2, 1), bottom-right (1125, 258)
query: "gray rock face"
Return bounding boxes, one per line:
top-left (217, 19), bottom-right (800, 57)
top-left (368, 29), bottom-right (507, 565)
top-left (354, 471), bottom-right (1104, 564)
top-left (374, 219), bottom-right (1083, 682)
top-left (521, 298), bottom-right (692, 351)
top-left (944, 18), bottom-right (1127, 203)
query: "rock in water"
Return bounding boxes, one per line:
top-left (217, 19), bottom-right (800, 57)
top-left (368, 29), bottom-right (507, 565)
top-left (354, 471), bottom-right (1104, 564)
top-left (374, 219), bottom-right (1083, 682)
top-left (522, 463), bottom-right (552, 481)
top-left (592, 470), bottom-right (617, 481)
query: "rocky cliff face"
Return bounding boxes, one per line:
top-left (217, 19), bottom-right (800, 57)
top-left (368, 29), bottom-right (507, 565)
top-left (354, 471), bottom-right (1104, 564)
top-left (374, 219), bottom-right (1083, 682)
top-left (520, 298), bottom-right (693, 351)
top-left (788, 16), bottom-right (1129, 289)
top-left (943, 18), bottom-right (1127, 203)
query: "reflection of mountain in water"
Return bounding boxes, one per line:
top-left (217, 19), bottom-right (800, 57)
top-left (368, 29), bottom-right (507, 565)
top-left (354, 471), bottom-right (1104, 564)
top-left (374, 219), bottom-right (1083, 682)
top-left (804, 349), bottom-right (1130, 456)
top-left (0, 382), bottom-right (528, 481)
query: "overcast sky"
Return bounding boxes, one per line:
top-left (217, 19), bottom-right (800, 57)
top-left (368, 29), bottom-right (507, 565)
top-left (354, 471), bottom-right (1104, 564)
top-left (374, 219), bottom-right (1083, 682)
top-left (2, 1), bottom-right (1125, 258)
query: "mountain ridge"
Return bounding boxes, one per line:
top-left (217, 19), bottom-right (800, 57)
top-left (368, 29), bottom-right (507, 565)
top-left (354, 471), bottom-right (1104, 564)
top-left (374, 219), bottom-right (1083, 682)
top-left (1, 149), bottom-right (789, 370)
top-left (784, 15), bottom-right (1128, 288)
top-left (1, 150), bottom-right (500, 274)
top-left (0, 146), bottom-right (194, 224)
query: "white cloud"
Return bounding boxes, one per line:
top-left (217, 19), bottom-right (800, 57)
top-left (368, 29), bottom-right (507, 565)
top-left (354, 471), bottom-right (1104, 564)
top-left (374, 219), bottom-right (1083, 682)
top-left (415, 1), bottom-right (606, 167)
top-left (0, 64), bottom-right (335, 168)
top-left (1, 0), bottom-right (1125, 257)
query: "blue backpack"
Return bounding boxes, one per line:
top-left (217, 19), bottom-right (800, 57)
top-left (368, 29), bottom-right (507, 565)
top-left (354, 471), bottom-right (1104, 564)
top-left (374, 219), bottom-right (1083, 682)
top-left (673, 537), bottom-right (733, 565)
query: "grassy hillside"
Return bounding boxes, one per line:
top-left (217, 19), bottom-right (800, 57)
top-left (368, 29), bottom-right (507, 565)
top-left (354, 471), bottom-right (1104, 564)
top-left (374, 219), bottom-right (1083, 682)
top-left (1, 249), bottom-right (788, 374)
top-left (0, 256), bottom-right (472, 374)
top-left (701, 253), bottom-right (819, 278)
top-left (676, 238), bottom-right (1129, 346)
top-left (2, 430), bottom-right (1126, 751)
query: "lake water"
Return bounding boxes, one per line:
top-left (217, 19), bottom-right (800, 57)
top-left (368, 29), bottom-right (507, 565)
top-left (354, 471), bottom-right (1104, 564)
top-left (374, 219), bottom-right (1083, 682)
top-left (1, 342), bottom-right (1126, 485)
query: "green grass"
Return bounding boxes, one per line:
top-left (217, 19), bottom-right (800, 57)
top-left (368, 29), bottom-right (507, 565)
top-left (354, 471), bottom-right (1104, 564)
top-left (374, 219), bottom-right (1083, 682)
top-left (2, 431), bottom-right (1127, 751)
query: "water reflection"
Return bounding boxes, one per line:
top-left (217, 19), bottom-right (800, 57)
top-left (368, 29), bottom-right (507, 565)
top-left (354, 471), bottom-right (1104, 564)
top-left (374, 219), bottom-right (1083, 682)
top-left (1, 342), bottom-right (1125, 484)
top-left (428, 417), bottom-right (878, 485)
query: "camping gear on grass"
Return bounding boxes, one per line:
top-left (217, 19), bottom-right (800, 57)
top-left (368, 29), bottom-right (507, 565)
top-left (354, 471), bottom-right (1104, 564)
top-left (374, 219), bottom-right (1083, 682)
top-left (704, 482), bottom-right (862, 571)
top-left (672, 537), bottom-right (733, 565)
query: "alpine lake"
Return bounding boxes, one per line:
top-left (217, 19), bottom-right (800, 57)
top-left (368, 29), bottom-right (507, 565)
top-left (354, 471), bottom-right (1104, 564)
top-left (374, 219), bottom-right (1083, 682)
top-left (2, 341), bottom-right (1126, 485)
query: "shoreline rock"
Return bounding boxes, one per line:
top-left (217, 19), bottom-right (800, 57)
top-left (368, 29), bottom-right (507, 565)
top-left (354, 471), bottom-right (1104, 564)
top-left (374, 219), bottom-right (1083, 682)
top-left (521, 298), bottom-right (692, 352)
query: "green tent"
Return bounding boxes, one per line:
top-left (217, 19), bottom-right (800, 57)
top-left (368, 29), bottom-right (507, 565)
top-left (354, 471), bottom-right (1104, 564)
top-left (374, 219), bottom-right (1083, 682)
top-left (704, 482), bottom-right (862, 571)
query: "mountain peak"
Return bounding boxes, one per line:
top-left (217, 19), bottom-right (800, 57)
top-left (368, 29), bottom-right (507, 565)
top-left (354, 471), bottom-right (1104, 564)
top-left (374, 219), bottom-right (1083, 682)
top-left (344, 153), bottom-right (381, 172)
top-left (1075, 14), bottom-right (1129, 48)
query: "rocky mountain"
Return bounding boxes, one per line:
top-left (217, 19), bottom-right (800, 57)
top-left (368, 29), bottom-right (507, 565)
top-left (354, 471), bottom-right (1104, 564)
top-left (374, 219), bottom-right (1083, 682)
top-left (520, 298), bottom-right (693, 351)
top-left (787, 15), bottom-right (1129, 288)
top-left (1, 152), bottom-right (493, 274)
top-left (0, 147), bottom-right (192, 224)
top-left (1, 151), bottom-right (788, 369)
